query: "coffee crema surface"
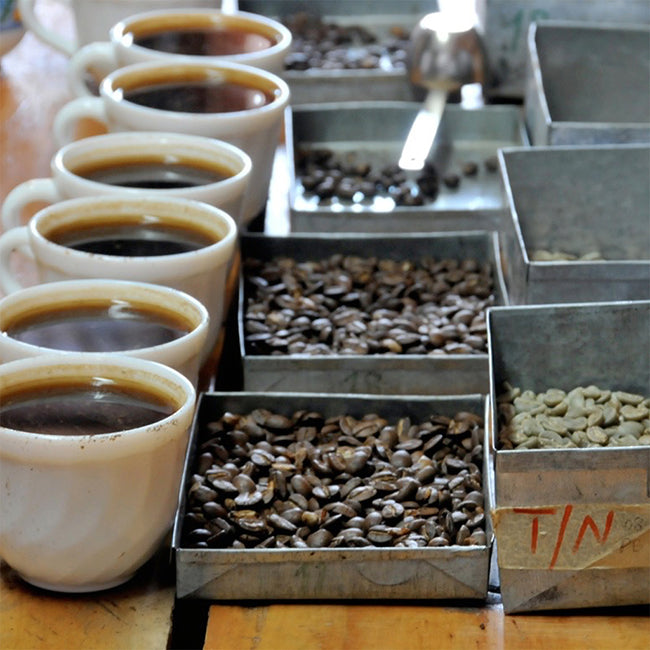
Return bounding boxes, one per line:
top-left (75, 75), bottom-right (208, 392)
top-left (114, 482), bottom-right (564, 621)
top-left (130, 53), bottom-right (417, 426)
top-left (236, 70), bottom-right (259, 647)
top-left (0, 378), bottom-right (177, 435)
top-left (71, 157), bottom-right (232, 189)
top-left (122, 79), bottom-right (273, 113)
top-left (132, 27), bottom-right (276, 56)
top-left (48, 219), bottom-right (218, 257)
top-left (3, 301), bottom-right (194, 351)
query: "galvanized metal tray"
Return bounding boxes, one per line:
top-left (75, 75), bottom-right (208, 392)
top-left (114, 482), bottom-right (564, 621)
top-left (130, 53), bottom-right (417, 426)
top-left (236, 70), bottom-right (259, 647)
top-left (487, 300), bottom-right (650, 613)
top-left (239, 0), bottom-right (436, 105)
top-left (498, 144), bottom-right (650, 304)
top-left (173, 391), bottom-right (493, 600)
top-left (524, 20), bottom-right (650, 145)
top-left (238, 231), bottom-right (508, 395)
top-left (476, 0), bottom-right (650, 100)
top-left (288, 102), bottom-right (528, 233)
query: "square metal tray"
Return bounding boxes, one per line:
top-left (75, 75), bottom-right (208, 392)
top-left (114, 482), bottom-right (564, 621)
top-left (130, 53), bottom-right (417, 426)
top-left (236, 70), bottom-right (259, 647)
top-left (239, 0), bottom-right (436, 105)
top-left (288, 102), bottom-right (528, 233)
top-left (238, 231), bottom-right (508, 395)
top-left (173, 391), bottom-right (493, 600)
top-left (498, 144), bottom-right (650, 304)
top-left (524, 21), bottom-right (650, 145)
top-left (476, 0), bottom-right (650, 100)
top-left (487, 300), bottom-right (650, 612)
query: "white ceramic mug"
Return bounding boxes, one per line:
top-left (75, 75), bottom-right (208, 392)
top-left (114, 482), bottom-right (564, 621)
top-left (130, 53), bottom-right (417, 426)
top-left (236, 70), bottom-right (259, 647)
top-left (68, 8), bottom-right (292, 95)
top-left (0, 195), bottom-right (237, 355)
top-left (1, 131), bottom-right (251, 230)
top-left (0, 279), bottom-right (210, 389)
top-left (0, 353), bottom-right (195, 592)
top-left (53, 59), bottom-right (290, 225)
top-left (17, 0), bottom-right (220, 56)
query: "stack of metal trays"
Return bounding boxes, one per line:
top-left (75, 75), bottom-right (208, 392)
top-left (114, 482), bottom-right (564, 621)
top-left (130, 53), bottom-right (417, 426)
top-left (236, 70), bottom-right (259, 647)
top-left (487, 300), bottom-right (650, 612)
top-left (498, 144), bottom-right (650, 304)
top-left (524, 21), bottom-right (650, 145)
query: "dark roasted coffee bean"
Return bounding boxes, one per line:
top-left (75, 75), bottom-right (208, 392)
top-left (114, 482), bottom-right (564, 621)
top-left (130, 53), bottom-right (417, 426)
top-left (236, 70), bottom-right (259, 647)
top-left (443, 173), bottom-right (460, 189)
top-left (462, 161), bottom-right (478, 176)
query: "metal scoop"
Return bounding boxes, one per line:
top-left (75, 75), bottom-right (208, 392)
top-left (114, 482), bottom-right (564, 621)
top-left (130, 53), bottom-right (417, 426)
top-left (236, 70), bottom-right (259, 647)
top-left (399, 8), bottom-right (486, 171)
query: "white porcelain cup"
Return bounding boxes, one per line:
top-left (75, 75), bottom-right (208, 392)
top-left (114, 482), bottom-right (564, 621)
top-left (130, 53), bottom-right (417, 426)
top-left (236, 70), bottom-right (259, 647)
top-left (0, 279), bottom-right (210, 389)
top-left (53, 59), bottom-right (290, 225)
top-left (68, 8), bottom-right (292, 95)
top-left (0, 353), bottom-right (195, 592)
top-left (17, 0), bottom-right (219, 56)
top-left (0, 195), bottom-right (237, 355)
top-left (1, 131), bottom-right (251, 230)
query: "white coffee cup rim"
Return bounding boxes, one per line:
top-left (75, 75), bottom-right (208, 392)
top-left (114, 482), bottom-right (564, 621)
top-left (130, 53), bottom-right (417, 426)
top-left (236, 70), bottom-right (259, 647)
top-left (99, 58), bottom-right (291, 118)
top-left (0, 353), bottom-right (195, 454)
top-left (29, 194), bottom-right (237, 269)
top-left (111, 8), bottom-right (292, 61)
top-left (53, 131), bottom-right (253, 192)
top-left (0, 278), bottom-right (210, 356)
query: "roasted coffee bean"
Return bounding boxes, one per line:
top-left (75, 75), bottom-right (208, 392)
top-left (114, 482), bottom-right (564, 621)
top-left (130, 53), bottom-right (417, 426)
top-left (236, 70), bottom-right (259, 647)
top-left (245, 254), bottom-right (494, 358)
top-left (462, 161), bottom-right (479, 176)
top-left (284, 13), bottom-right (407, 73)
top-left (442, 173), bottom-right (461, 189)
top-left (183, 408), bottom-right (487, 550)
top-left (484, 155), bottom-right (499, 172)
top-left (296, 145), bottom-right (442, 206)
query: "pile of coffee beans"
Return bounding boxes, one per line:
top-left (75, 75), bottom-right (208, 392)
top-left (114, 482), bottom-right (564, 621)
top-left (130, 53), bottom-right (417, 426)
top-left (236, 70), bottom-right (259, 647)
top-left (282, 12), bottom-right (409, 71)
top-left (243, 253), bottom-right (495, 356)
top-left (296, 147), bottom-right (439, 206)
top-left (182, 408), bottom-right (487, 549)
top-left (497, 383), bottom-right (650, 450)
top-left (296, 148), bottom-right (500, 207)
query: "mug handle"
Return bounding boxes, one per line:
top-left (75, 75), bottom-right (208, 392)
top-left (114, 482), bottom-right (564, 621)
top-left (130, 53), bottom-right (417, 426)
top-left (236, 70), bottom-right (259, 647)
top-left (0, 227), bottom-right (34, 295)
top-left (53, 96), bottom-right (108, 147)
top-left (17, 0), bottom-right (77, 56)
top-left (68, 42), bottom-right (118, 97)
top-left (1, 179), bottom-right (62, 231)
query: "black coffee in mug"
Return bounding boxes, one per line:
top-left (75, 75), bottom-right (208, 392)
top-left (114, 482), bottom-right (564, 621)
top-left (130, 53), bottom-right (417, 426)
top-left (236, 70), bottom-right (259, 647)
top-left (3, 300), bottom-right (194, 352)
top-left (123, 79), bottom-right (274, 113)
top-left (47, 215), bottom-right (219, 257)
top-left (0, 376), bottom-right (178, 435)
top-left (133, 27), bottom-right (276, 57)
top-left (71, 155), bottom-right (232, 189)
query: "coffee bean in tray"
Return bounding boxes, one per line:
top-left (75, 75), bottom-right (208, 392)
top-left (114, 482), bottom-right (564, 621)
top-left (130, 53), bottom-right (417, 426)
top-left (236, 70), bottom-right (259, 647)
top-left (497, 383), bottom-right (650, 450)
top-left (282, 12), bottom-right (409, 72)
top-left (243, 253), bottom-right (494, 356)
top-left (296, 147), bottom-right (439, 206)
top-left (182, 408), bottom-right (487, 550)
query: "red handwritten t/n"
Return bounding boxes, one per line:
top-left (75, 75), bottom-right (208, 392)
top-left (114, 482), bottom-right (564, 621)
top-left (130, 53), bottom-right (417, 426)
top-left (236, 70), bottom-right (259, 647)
top-left (513, 506), bottom-right (616, 569)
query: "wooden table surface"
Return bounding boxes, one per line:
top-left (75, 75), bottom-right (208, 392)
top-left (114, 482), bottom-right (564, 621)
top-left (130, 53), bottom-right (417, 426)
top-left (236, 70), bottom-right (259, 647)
top-left (1, 3), bottom-right (649, 649)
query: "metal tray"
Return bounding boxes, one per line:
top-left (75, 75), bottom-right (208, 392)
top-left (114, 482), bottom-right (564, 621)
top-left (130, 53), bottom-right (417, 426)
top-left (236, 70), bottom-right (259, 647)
top-left (524, 21), bottom-right (650, 145)
top-left (239, 0), bottom-right (437, 105)
top-left (238, 231), bottom-right (508, 395)
top-left (487, 301), bottom-right (650, 613)
top-left (498, 144), bottom-right (650, 304)
top-left (288, 102), bottom-right (528, 233)
top-left (476, 0), bottom-right (650, 100)
top-left (173, 391), bottom-right (493, 600)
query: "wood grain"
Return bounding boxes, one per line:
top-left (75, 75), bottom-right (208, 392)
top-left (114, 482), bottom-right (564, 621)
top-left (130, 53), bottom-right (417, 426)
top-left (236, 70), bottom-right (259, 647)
top-left (0, 553), bottom-right (175, 650)
top-left (205, 600), bottom-right (650, 650)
